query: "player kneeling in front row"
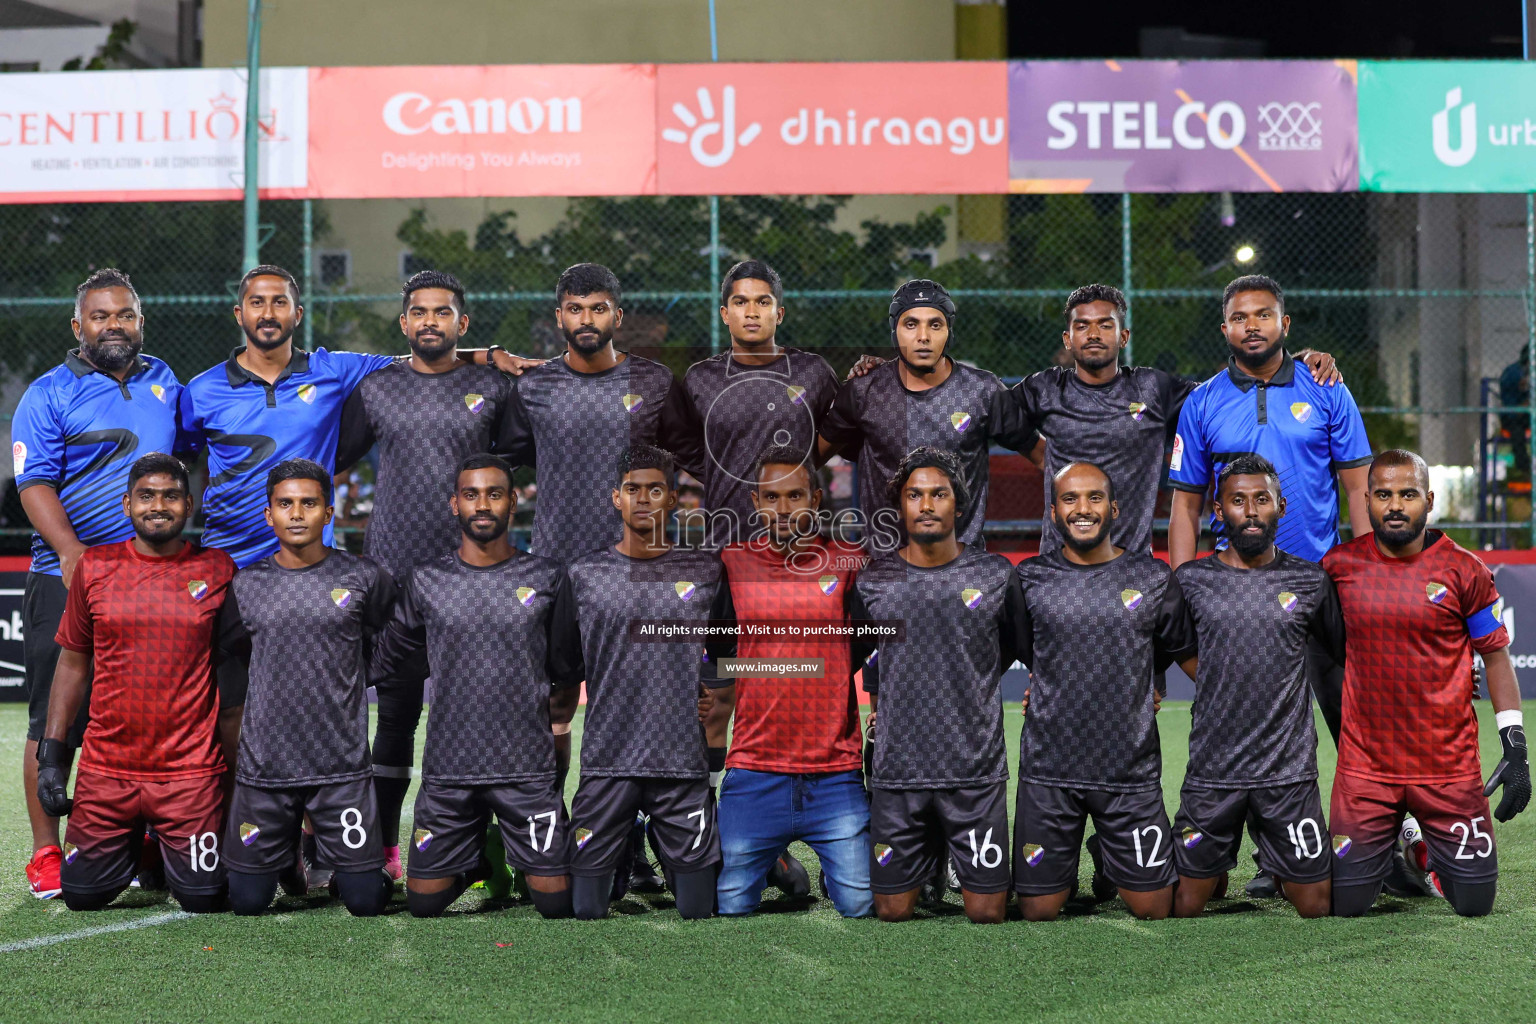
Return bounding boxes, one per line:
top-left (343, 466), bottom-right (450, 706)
top-left (371, 454), bottom-right (579, 918)
top-left (1324, 450), bottom-right (1530, 917)
top-left (1014, 462), bottom-right (1195, 921)
top-left (850, 447), bottom-right (1023, 924)
top-left (562, 444), bottom-right (736, 920)
top-left (217, 459), bottom-right (397, 917)
top-left (38, 454), bottom-right (237, 913)
top-left (1171, 455), bottom-right (1343, 918)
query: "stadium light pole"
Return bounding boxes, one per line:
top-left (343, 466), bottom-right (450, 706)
top-left (242, 0), bottom-right (263, 273)
top-left (708, 0), bottom-right (721, 354)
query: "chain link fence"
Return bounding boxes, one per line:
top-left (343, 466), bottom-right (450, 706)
top-left (2, 191), bottom-right (1533, 553)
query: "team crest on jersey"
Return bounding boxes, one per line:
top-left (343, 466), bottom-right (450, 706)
top-left (239, 823), bottom-right (261, 847)
top-left (1493, 597), bottom-right (1505, 621)
top-left (1181, 828), bottom-right (1204, 849)
top-left (297, 384), bottom-right (318, 404)
top-left (413, 828), bottom-right (433, 852)
top-left (818, 575), bottom-right (838, 596)
top-left (1278, 592), bottom-right (1298, 612)
top-left (1332, 835), bottom-right (1352, 858)
top-left (330, 588), bottom-right (353, 609)
top-left (1128, 402), bottom-right (1147, 421)
top-left (1022, 843), bottom-right (1045, 867)
top-left (622, 393), bottom-right (644, 412)
top-left (874, 844), bottom-right (893, 867)
top-left (1121, 589), bottom-right (1144, 611)
top-left (1290, 402), bottom-right (1312, 424)
top-left (517, 586), bottom-right (537, 607)
top-left (574, 828), bottom-right (593, 850)
top-left (1426, 582), bottom-right (1448, 604)
top-left (12, 441), bottom-right (26, 475)
top-left (187, 580), bottom-right (209, 601)
top-left (63, 842), bottom-right (79, 864)
top-left (150, 383), bottom-right (167, 403)
top-left (674, 581), bottom-right (696, 601)
top-left (464, 393), bottom-right (485, 414)
top-left (787, 384), bottom-right (807, 406)
top-left (950, 411), bottom-right (972, 433)
top-left (863, 649), bottom-right (878, 666)
top-left (961, 588), bottom-right (983, 609)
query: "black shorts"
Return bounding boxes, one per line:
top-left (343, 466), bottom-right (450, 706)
top-left (409, 779), bottom-right (572, 879)
top-left (1173, 780), bottom-right (1331, 884)
top-left (1013, 783), bottom-right (1177, 895)
top-left (569, 775), bottom-right (720, 877)
top-left (224, 776), bottom-right (385, 874)
top-left (62, 771), bottom-right (226, 897)
top-left (868, 782), bottom-right (1011, 895)
top-left (23, 571), bottom-right (89, 745)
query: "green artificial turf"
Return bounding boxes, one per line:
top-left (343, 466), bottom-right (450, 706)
top-left (2, 702), bottom-right (1534, 1023)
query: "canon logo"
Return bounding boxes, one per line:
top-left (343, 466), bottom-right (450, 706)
top-left (382, 93), bottom-right (582, 136)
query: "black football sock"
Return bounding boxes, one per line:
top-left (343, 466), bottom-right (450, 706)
top-left (171, 889), bottom-right (226, 914)
top-left (528, 884), bottom-right (574, 919)
top-left (333, 869), bottom-right (391, 917)
top-left (1442, 876), bottom-right (1497, 917)
top-left (407, 877), bottom-right (471, 918)
top-left (573, 873), bottom-right (614, 920)
top-left (1330, 881), bottom-right (1382, 917)
top-left (672, 867), bottom-right (718, 920)
top-left (62, 885), bottom-right (128, 912)
top-left (228, 870), bottom-right (279, 916)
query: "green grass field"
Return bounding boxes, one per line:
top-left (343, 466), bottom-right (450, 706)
top-left (3, 701), bottom-right (1535, 1023)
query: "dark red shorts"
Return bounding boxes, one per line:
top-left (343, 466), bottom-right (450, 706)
top-left (1329, 771), bottom-right (1498, 888)
top-left (62, 770), bottom-right (227, 896)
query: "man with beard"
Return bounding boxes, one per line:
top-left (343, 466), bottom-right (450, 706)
top-left (849, 447), bottom-right (1025, 924)
top-left (11, 269), bottom-right (183, 898)
top-left (333, 271), bottom-right (526, 879)
top-left (179, 264), bottom-right (538, 570)
top-left (1013, 462), bottom-right (1194, 922)
top-left (499, 263), bottom-right (704, 565)
top-left (369, 455), bottom-right (580, 918)
top-left (1323, 450), bottom-right (1529, 917)
top-left (817, 279), bottom-right (1035, 553)
top-left (1170, 454), bottom-right (1345, 918)
top-left (37, 454), bottom-right (237, 913)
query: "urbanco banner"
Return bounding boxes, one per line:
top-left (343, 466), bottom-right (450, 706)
top-left (656, 62), bottom-right (1008, 195)
top-left (306, 64), bottom-right (658, 198)
top-left (1359, 61), bottom-right (1536, 192)
top-left (1007, 60), bottom-right (1358, 193)
top-left (0, 67), bottom-right (308, 202)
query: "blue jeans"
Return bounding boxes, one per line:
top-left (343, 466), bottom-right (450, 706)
top-left (717, 768), bottom-right (872, 918)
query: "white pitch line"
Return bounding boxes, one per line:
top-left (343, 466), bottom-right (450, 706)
top-left (0, 910), bottom-right (191, 953)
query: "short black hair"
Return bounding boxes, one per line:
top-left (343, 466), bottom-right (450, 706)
top-left (266, 458), bottom-right (332, 503)
top-left (720, 260), bottom-right (783, 308)
top-left (556, 263), bottom-right (621, 308)
top-left (1223, 274), bottom-right (1284, 316)
top-left (127, 453), bottom-right (190, 495)
top-left (238, 264), bottom-right (301, 304)
top-left (617, 443), bottom-right (675, 490)
top-left (1217, 452), bottom-right (1281, 500)
top-left (752, 443), bottom-right (814, 489)
top-left (1062, 283), bottom-right (1127, 329)
top-left (887, 445), bottom-right (971, 520)
top-left (1052, 460), bottom-right (1115, 504)
top-left (456, 452), bottom-right (514, 491)
top-left (1368, 448), bottom-right (1429, 490)
top-left (403, 270), bottom-right (466, 317)
top-left (74, 268), bottom-right (138, 320)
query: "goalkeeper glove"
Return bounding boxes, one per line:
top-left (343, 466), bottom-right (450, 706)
top-left (1484, 723), bottom-right (1530, 823)
top-left (36, 737), bottom-right (73, 819)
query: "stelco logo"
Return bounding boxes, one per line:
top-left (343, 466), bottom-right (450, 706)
top-left (382, 92), bottom-right (583, 136)
top-left (1046, 99), bottom-right (1322, 152)
top-left (664, 86), bottom-right (1002, 168)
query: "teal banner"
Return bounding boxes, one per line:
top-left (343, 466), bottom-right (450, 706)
top-left (1360, 61), bottom-right (1536, 192)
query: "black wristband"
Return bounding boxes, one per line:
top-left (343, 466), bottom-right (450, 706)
top-left (1501, 724), bottom-right (1528, 761)
top-left (486, 344), bottom-right (506, 362)
top-left (707, 746), bottom-right (727, 774)
top-left (36, 737), bottom-right (69, 766)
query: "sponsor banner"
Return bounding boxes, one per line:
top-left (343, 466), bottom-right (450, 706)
top-left (0, 67), bottom-right (307, 203)
top-left (306, 64), bottom-right (657, 198)
top-left (1491, 564), bottom-right (1536, 698)
top-left (656, 62), bottom-right (1007, 195)
top-left (1007, 60), bottom-right (1358, 193)
top-left (0, 568), bottom-right (23, 700)
top-left (1359, 61), bottom-right (1536, 192)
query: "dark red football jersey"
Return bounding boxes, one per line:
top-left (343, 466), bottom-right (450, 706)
top-left (1323, 531), bottom-right (1507, 785)
top-left (719, 537), bottom-right (865, 773)
top-left (56, 540), bottom-right (236, 781)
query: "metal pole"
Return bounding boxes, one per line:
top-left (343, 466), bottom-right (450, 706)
top-left (241, 0), bottom-right (262, 272)
top-left (707, 0), bottom-right (721, 354)
top-left (1121, 192), bottom-right (1133, 366)
top-left (302, 198), bottom-right (314, 352)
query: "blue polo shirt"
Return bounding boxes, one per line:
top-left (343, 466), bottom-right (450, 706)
top-left (10, 351), bottom-right (182, 575)
top-left (1169, 353), bottom-right (1372, 561)
top-left (178, 346), bottom-right (394, 567)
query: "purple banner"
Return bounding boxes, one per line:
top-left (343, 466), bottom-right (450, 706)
top-left (1007, 60), bottom-right (1358, 193)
